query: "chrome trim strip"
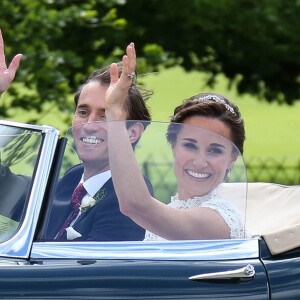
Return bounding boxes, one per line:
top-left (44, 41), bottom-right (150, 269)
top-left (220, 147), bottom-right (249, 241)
top-left (31, 238), bottom-right (259, 261)
top-left (0, 122), bottom-right (60, 258)
top-left (0, 120), bottom-right (59, 134)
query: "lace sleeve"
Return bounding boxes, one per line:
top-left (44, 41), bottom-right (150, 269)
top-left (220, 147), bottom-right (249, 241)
top-left (202, 199), bottom-right (245, 239)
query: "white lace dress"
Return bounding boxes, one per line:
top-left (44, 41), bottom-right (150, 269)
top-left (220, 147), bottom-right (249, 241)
top-left (143, 188), bottom-right (245, 241)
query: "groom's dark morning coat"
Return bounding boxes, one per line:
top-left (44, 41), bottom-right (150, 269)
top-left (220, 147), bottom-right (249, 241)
top-left (45, 164), bottom-right (153, 241)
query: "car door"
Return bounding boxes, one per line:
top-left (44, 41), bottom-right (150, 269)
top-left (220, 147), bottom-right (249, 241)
top-left (0, 120), bottom-right (269, 299)
top-left (10, 239), bottom-right (267, 299)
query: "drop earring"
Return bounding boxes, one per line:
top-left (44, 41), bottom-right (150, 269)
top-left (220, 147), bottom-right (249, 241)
top-left (226, 168), bottom-right (231, 178)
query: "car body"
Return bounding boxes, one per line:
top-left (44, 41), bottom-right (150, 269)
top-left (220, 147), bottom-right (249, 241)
top-left (0, 119), bottom-right (300, 299)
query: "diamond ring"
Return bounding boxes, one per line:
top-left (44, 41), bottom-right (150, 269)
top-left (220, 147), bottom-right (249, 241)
top-left (127, 72), bottom-right (135, 79)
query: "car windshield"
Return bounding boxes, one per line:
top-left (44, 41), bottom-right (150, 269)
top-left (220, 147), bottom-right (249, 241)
top-left (0, 123), bottom-right (42, 242)
top-left (46, 120), bottom-right (247, 241)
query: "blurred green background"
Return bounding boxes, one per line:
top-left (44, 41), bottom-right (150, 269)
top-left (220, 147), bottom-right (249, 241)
top-left (1, 0), bottom-right (299, 183)
top-left (4, 66), bottom-right (300, 160)
top-left (140, 67), bottom-right (300, 161)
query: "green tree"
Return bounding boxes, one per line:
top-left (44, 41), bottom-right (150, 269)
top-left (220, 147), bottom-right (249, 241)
top-left (0, 0), bottom-right (299, 124)
top-left (0, 0), bottom-right (131, 124)
top-left (118, 0), bottom-right (300, 104)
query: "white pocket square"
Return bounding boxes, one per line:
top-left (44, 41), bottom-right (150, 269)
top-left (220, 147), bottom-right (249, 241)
top-left (66, 226), bottom-right (82, 240)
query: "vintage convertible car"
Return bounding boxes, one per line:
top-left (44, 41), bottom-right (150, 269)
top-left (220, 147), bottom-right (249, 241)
top-left (0, 119), bottom-right (300, 299)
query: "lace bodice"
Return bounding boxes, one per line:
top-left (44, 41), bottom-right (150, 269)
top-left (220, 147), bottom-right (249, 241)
top-left (143, 188), bottom-right (245, 241)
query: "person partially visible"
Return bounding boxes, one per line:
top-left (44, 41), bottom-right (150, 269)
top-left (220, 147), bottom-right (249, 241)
top-left (0, 29), bottom-right (22, 98)
top-left (0, 29), bottom-right (27, 223)
top-left (104, 42), bottom-right (246, 241)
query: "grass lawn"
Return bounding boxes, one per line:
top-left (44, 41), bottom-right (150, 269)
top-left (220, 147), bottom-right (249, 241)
top-left (139, 66), bottom-right (300, 164)
top-left (2, 66), bottom-right (300, 183)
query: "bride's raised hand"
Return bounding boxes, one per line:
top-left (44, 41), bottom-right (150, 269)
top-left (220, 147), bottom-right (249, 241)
top-left (105, 42), bottom-right (136, 120)
top-left (0, 29), bottom-right (23, 95)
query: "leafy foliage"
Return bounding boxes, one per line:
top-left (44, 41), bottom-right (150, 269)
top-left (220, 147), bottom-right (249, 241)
top-left (0, 0), bottom-right (299, 123)
top-left (118, 0), bottom-right (300, 104)
top-left (0, 0), bottom-right (132, 122)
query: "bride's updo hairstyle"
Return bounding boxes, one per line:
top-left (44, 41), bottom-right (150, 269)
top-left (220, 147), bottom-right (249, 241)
top-left (166, 93), bottom-right (245, 155)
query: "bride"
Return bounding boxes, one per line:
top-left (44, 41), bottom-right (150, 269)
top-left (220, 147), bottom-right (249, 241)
top-left (104, 43), bottom-right (246, 241)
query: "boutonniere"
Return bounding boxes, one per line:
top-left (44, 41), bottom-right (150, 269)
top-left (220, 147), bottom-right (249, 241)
top-left (80, 188), bottom-right (107, 213)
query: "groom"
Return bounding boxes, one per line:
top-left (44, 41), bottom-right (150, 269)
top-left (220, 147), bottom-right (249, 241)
top-left (45, 64), bottom-right (153, 241)
top-left (0, 30), bottom-right (153, 241)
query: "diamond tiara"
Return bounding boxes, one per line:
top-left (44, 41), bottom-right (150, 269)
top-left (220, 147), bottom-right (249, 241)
top-left (190, 95), bottom-right (236, 115)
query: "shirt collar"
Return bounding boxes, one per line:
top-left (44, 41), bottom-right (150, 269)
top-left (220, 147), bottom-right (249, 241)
top-left (81, 170), bottom-right (111, 197)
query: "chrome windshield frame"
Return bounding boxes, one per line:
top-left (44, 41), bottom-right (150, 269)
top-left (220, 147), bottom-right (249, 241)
top-left (0, 120), bottom-right (60, 258)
